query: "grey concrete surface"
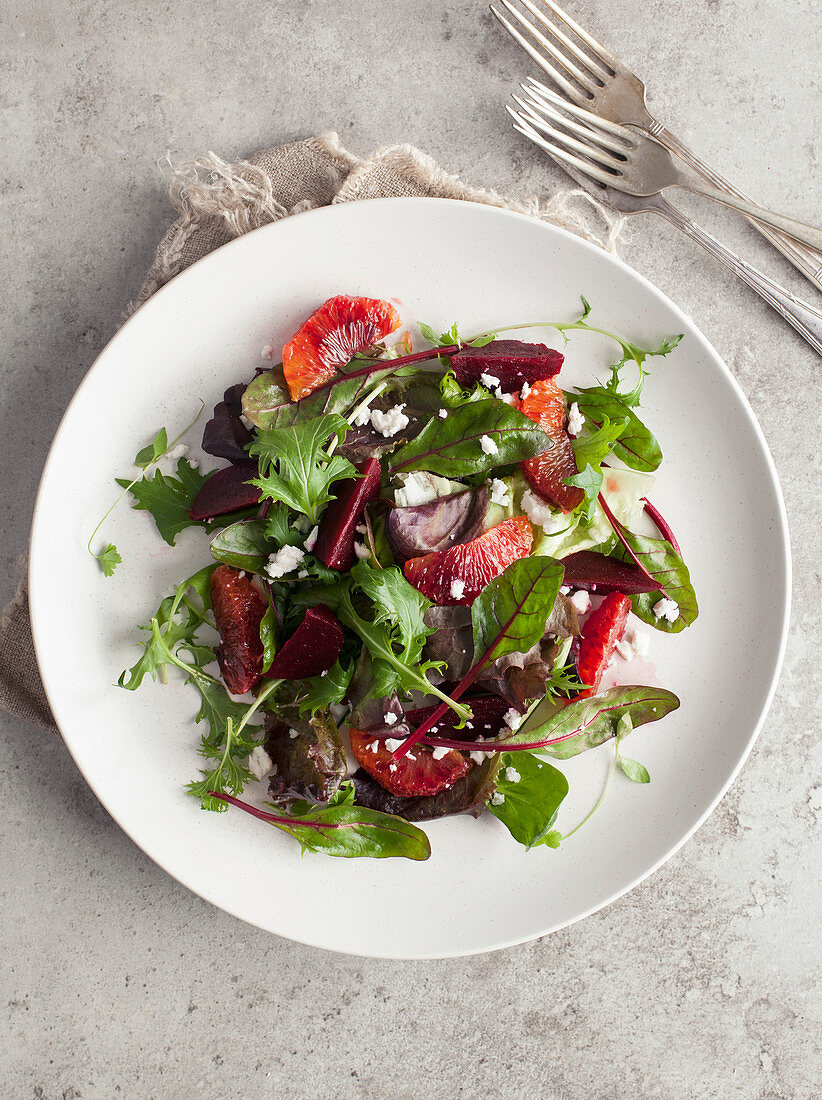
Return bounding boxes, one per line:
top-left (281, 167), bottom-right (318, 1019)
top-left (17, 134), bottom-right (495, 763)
top-left (2, 1), bottom-right (821, 1097)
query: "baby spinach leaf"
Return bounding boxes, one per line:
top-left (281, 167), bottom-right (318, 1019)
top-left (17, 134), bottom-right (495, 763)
top-left (472, 557), bottom-right (566, 668)
top-left (488, 752), bottom-right (568, 849)
top-left (210, 518), bottom-right (271, 574)
top-left (506, 685), bottom-right (680, 759)
top-left (571, 390), bottom-right (661, 472)
top-left (389, 400), bottom-right (552, 477)
top-left (209, 791), bottom-right (431, 860)
top-left (249, 413), bottom-right (356, 523)
top-left (116, 459), bottom-right (213, 546)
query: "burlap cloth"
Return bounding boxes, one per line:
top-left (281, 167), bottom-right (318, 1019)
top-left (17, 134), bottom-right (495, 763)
top-left (0, 131), bottom-right (622, 733)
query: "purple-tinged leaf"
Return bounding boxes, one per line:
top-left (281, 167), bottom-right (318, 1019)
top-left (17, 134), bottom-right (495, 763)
top-left (387, 486), bottom-right (488, 561)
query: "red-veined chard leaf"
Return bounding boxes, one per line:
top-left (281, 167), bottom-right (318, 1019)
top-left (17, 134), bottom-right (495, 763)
top-left (209, 791), bottom-right (431, 860)
top-left (388, 400), bottom-right (553, 477)
top-left (570, 389), bottom-right (662, 472)
top-left (599, 494), bottom-right (698, 633)
top-left (488, 752), bottom-right (568, 849)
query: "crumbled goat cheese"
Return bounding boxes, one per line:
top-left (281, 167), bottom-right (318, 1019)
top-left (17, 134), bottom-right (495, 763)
top-left (385, 738), bottom-right (404, 753)
top-left (389, 763), bottom-right (397, 773)
top-left (615, 639), bottom-right (635, 662)
top-left (653, 597), bottom-right (680, 622)
top-left (265, 544), bottom-right (306, 579)
top-left (566, 401), bottom-right (584, 437)
top-left (370, 404), bottom-right (410, 438)
top-left (438, 408), bottom-right (448, 419)
top-left (297, 569), bottom-right (309, 579)
top-left (247, 745), bottom-right (273, 781)
top-left (520, 487), bottom-right (567, 533)
top-left (288, 728), bottom-right (299, 739)
top-left (383, 712), bottom-right (398, 726)
top-left (503, 708), bottom-right (523, 731)
top-left (500, 392), bottom-right (516, 405)
top-left (470, 750), bottom-right (489, 764)
top-left (394, 471), bottom-right (459, 507)
top-left (569, 589), bottom-right (591, 615)
top-left (239, 413), bottom-right (255, 430)
top-left (629, 629), bottom-right (650, 657)
top-left (488, 478), bottom-right (510, 507)
top-left (431, 747), bottom-right (449, 760)
top-left (480, 372), bottom-right (502, 393)
top-left (490, 791), bottom-right (505, 806)
top-left (370, 741), bottom-right (379, 753)
top-left (450, 578), bottom-right (466, 600)
top-left (480, 434), bottom-right (498, 455)
top-left (353, 542), bottom-right (371, 560)
top-left (261, 344), bottom-right (275, 360)
top-left (303, 525), bottom-right (319, 552)
top-left (560, 585), bottom-right (571, 595)
top-left (520, 381), bottom-right (531, 399)
top-left (351, 404), bottom-right (372, 427)
top-left (355, 523), bottom-right (367, 535)
top-left (504, 766), bottom-right (521, 783)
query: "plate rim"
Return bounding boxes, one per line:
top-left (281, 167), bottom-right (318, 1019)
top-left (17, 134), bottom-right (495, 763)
top-left (28, 196), bottom-right (792, 958)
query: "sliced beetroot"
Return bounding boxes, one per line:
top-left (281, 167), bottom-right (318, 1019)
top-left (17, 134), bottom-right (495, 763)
top-left (188, 463), bottom-right (261, 520)
top-left (202, 382), bottom-right (254, 463)
top-left (450, 340), bottom-right (564, 392)
top-left (560, 549), bottom-right (663, 594)
top-left (264, 605), bottom-right (344, 680)
top-left (405, 692), bottom-right (512, 740)
top-left (387, 486), bottom-right (488, 562)
top-left (314, 457), bottom-right (382, 571)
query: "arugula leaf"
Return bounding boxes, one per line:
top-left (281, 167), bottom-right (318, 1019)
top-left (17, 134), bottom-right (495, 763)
top-left (419, 320), bottom-right (461, 348)
top-left (248, 414), bottom-right (356, 523)
top-left (351, 561), bottom-right (431, 664)
top-left (209, 790), bottom-right (431, 860)
top-left (488, 752), bottom-right (568, 849)
top-left (389, 400), bottom-right (552, 477)
top-left (293, 660), bottom-right (354, 717)
top-left (134, 427), bottom-right (169, 469)
top-left (472, 557), bottom-right (566, 668)
top-left (571, 390), bottom-right (661, 472)
top-left (97, 543), bottom-right (122, 577)
top-left (116, 459), bottom-right (213, 546)
top-left (571, 415), bottom-right (627, 471)
top-left (599, 495), bottom-right (698, 633)
top-left (503, 685), bottom-right (680, 759)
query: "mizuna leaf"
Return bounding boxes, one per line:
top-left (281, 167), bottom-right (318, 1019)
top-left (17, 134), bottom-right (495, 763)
top-left (116, 459), bottom-right (213, 546)
top-left (389, 400), bottom-right (553, 476)
top-left (209, 791), bottom-right (431, 860)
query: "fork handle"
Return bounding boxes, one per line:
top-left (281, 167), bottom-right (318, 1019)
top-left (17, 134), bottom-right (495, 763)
top-left (656, 199), bottom-right (822, 357)
top-left (666, 153), bottom-right (822, 255)
top-left (649, 124), bottom-right (822, 293)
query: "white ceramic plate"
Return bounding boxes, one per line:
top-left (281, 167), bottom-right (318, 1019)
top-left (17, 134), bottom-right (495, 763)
top-left (29, 199), bottom-right (790, 958)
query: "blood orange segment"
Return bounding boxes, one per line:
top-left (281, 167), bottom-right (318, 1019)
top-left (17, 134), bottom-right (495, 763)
top-left (349, 729), bottom-right (471, 797)
top-left (576, 591), bottom-right (631, 698)
top-left (519, 378), bottom-right (583, 513)
top-left (282, 295), bottom-right (401, 400)
top-left (210, 565), bottom-right (266, 695)
top-left (403, 516), bottom-right (533, 606)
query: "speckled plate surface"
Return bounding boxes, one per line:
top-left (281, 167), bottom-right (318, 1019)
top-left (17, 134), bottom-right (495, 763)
top-left (29, 198), bottom-right (790, 958)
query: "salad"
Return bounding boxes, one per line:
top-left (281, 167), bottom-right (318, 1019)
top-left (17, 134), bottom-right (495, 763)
top-left (102, 294), bottom-right (697, 861)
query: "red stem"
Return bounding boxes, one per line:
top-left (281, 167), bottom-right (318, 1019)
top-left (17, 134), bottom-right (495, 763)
top-left (598, 493), bottom-right (668, 598)
top-left (391, 660), bottom-right (486, 759)
top-left (642, 497), bottom-right (682, 555)
top-left (208, 791), bottom-right (342, 832)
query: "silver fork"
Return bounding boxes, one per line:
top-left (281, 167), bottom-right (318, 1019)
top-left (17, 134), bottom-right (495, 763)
top-left (508, 102), bottom-right (822, 357)
top-left (491, 0), bottom-right (822, 292)
top-left (514, 80), bottom-right (822, 253)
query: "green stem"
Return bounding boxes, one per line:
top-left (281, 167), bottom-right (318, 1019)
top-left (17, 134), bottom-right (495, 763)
top-left (560, 741), bottom-right (618, 841)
